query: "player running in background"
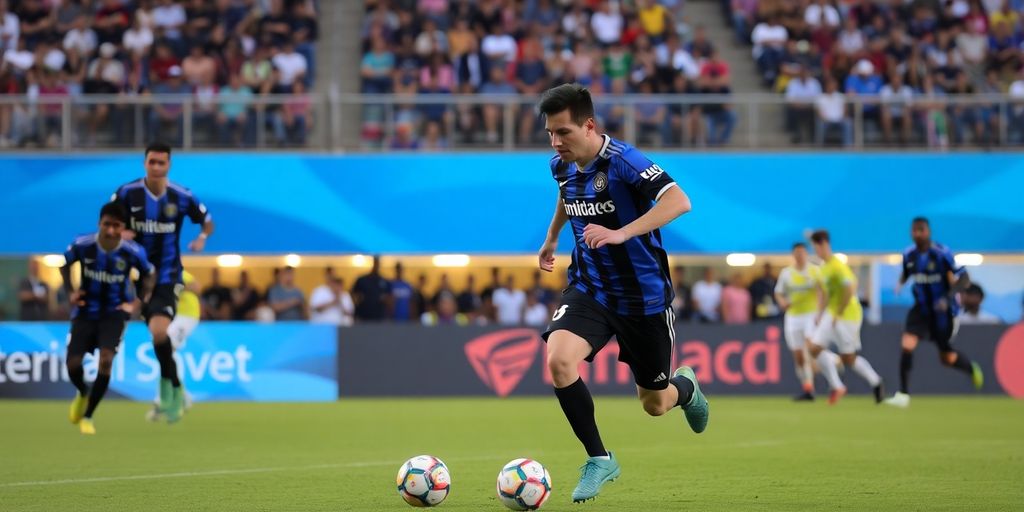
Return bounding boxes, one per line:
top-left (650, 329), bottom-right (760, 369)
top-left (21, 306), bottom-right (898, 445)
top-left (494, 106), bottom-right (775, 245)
top-left (147, 269), bottom-right (199, 422)
top-left (774, 242), bottom-right (828, 401)
top-left (807, 230), bottom-right (884, 405)
top-left (536, 83), bottom-right (708, 504)
top-left (884, 217), bottom-right (983, 408)
top-left (62, 202), bottom-right (154, 435)
top-left (111, 142), bottom-right (214, 423)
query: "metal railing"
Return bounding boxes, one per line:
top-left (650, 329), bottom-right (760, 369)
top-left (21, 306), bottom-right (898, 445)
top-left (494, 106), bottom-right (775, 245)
top-left (0, 92), bottom-right (1021, 152)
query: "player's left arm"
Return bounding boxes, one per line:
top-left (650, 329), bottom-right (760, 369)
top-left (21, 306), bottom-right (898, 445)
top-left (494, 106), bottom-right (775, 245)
top-left (938, 247), bottom-right (969, 310)
top-left (833, 268), bottom-right (856, 324)
top-left (582, 156), bottom-right (691, 249)
top-left (185, 192), bottom-right (214, 252)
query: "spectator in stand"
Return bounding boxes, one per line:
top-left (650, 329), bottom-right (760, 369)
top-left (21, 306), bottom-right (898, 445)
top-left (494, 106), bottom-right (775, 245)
top-left (478, 64), bottom-right (516, 143)
top-left (732, 0), bottom-right (759, 43)
top-left (837, 16), bottom-right (865, 57)
top-left (752, 15), bottom-right (789, 86)
top-left (193, 72), bottom-right (220, 142)
top-left (391, 262), bottom-right (414, 323)
top-left (83, 43), bottom-right (124, 144)
top-left (722, 274), bottom-right (752, 325)
top-left (637, 0), bottom-right (673, 44)
top-left (687, 24), bottom-right (715, 61)
top-left (958, 284), bottom-right (1002, 324)
top-left (785, 64), bottom-right (822, 143)
top-left (231, 270), bottom-right (261, 320)
top-left (275, 79), bottom-right (311, 145)
top-left (656, 32), bottom-right (700, 80)
top-left (692, 267), bottom-right (723, 323)
top-left (457, 274), bottom-right (481, 318)
top-left (671, 265), bottom-right (693, 322)
top-left (635, 79), bottom-right (669, 146)
top-left (1010, 66), bottom-right (1024, 143)
top-left (272, 41), bottom-right (307, 92)
top-left (816, 76), bottom-right (852, 145)
top-left (361, 35), bottom-right (394, 94)
top-left (805, 0), bottom-right (841, 31)
top-left (18, 259), bottom-right (50, 321)
top-left (217, 73), bottom-right (254, 145)
top-left (18, 0), bottom-right (53, 50)
top-left (412, 273), bottom-right (429, 319)
top-left (148, 64), bottom-right (190, 145)
top-left (243, 44), bottom-right (275, 94)
top-left (352, 256), bottom-right (392, 323)
top-left (183, 0), bottom-right (216, 49)
top-left (148, 41), bottom-right (180, 85)
top-left (123, 14), bottom-right (154, 59)
top-left (431, 274), bottom-right (457, 311)
top-left (421, 294), bottom-right (468, 326)
top-left (481, 22), bottom-right (517, 65)
top-left (201, 268), bottom-right (233, 320)
top-left (268, 266), bottom-right (305, 321)
top-left (880, 70), bottom-right (915, 145)
top-left (63, 14), bottom-right (97, 57)
top-left (290, 1), bottom-right (318, 88)
top-left (493, 275), bottom-right (525, 326)
top-left (523, 290), bottom-right (550, 327)
top-left (750, 263), bottom-right (781, 320)
top-left (699, 49), bottom-right (737, 146)
top-left (845, 59), bottom-right (883, 128)
top-left (38, 68), bottom-right (68, 147)
top-left (182, 43), bottom-right (217, 86)
top-left (0, 0), bottom-right (17, 52)
top-left (948, 70), bottom-right (985, 146)
top-left (514, 37), bottom-right (548, 143)
top-left (591, 0), bottom-right (624, 47)
top-left (310, 270), bottom-right (354, 326)
top-left (152, 0), bottom-right (186, 48)
top-left (414, 17), bottom-right (447, 58)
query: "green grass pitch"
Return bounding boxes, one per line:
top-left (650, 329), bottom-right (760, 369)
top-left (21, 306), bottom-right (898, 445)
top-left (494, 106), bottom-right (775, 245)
top-left (2, 396), bottom-right (1022, 511)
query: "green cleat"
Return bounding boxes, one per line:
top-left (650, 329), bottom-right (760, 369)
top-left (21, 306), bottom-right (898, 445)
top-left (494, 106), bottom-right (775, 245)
top-left (166, 385), bottom-right (185, 424)
top-left (158, 378), bottom-right (174, 414)
top-left (971, 362), bottom-right (984, 391)
top-left (571, 452), bottom-right (621, 503)
top-left (674, 366), bottom-right (709, 434)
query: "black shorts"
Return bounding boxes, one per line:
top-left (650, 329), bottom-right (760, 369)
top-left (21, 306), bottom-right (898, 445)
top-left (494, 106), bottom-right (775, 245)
top-left (144, 283), bottom-right (181, 322)
top-left (542, 288), bottom-right (676, 390)
top-left (68, 315), bottom-right (127, 356)
top-left (904, 307), bottom-right (958, 353)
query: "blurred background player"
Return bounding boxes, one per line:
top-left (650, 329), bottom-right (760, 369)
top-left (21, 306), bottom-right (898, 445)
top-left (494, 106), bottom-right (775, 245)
top-left (147, 269), bottom-right (199, 422)
top-left (774, 242), bottom-right (826, 401)
top-left (111, 142), bottom-right (214, 423)
top-left (885, 218), bottom-right (983, 408)
top-left (808, 230), bottom-right (884, 405)
top-left (62, 202), bottom-right (154, 435)
top-left (536, 83), bottom-right (706, 504)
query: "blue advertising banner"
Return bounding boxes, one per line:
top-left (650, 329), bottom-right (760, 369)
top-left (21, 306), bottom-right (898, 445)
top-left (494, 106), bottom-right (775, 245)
top-left (1, 153), bottom-right (1023, 254)
top-left (0, 322), bottom-right (337, 401)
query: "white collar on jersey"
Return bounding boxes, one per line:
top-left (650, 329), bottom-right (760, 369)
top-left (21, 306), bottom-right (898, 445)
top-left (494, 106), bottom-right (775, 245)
top-left (579, 134), bottom-right (612, 171)
top-left (93, 234), bottom-right (123, 254)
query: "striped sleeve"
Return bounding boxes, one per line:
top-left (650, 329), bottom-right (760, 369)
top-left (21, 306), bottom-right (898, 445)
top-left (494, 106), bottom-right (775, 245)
top-left (613, 147), bottom-right (676, 201)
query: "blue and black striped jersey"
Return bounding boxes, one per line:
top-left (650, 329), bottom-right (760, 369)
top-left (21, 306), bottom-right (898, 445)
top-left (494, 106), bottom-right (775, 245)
top-left (902, 243), bottom-right (965, 317)
top-left (552, 135), bottom-right (677, 316)
top-left (111, 179), bottom-right (210, 286)
top-left (63, 235), bottom-right (154, 320)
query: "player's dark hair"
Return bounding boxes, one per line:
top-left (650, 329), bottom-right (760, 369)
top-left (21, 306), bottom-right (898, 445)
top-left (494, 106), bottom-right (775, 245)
top-left (99, 202), bottom-right (128, 224)
top-left (810, 230), bottom-right (830, 244)
top-left (912, 216), bottom-right (930, 226)
top-left (792, 242), bottom-right (807, 250)
top-left (144, 142), bottom-right (172, 158)
top-left (538, 83), bottom-right (595, 126)
top-left (965, 283), bottom-right (984, 297)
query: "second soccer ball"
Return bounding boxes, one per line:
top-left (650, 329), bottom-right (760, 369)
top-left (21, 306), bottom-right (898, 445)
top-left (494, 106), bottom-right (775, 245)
top-left (496, 458), bottom-right (552, 511)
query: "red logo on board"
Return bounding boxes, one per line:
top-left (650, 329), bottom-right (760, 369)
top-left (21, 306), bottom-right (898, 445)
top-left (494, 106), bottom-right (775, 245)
top-left (464, 329), bottom-right (542, 397)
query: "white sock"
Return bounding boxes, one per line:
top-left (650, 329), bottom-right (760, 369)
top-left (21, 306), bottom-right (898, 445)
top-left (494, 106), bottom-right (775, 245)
top-left (853, 356), bottom-right (882, 387)
top-left (794, 363), bottom-right (808, 383)
top-left (817, 351), bottom-right (844, 390)
top-left (802, 357), bottom-right (815, 388)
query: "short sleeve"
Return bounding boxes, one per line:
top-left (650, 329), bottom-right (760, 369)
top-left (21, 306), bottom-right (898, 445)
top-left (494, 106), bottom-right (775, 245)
top-left (612, 147), bottom-right (677, 201)
top-left (63, 243), bottom-right (78, 267)
top-left (185, 191), bottom-right (210, 224)
top-left (939, 247), bottom-right (965, 276)
top-left (774, 269), bottom-right (788, 295)
top-left (110, 185), bottom-right (128, 206)
top-left (133, 245), bottom-right (154, 275)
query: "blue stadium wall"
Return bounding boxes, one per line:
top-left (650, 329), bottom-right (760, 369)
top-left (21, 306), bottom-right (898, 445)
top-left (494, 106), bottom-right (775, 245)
top-left (1, 153), bottom-right (1022, 254)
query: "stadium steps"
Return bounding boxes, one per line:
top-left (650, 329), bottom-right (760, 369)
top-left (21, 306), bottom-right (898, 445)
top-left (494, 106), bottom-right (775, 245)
top-left (687, 0), bottom-right (789, 148)
top-left (320, 0), bottom-right (364, 150)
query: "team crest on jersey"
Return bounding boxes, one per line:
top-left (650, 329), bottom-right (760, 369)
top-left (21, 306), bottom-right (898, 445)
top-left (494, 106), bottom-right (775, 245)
top-left (927, 261), bottom-right (935, 271)
top-left (593, 172), bottom-right (608, 192)
top-left (164, 203), bottom-right (178, 218)
top-left (115, 258), bottom-right (126, 271)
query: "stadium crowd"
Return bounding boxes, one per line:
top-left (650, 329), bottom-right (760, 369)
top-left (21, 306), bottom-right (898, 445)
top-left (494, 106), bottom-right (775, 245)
top-left (362, 0), bottom-right (1024, 148)
top-left (0, 0), bottom-right (318, 148)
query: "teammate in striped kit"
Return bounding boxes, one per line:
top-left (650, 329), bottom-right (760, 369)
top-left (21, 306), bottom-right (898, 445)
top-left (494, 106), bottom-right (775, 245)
top-left (774, 242), bottom-right (828, 401)
top-left (111, 142), bottom-right (214, 423)
top-left (536, 83), bottom-right (708, 504)
top-left (884, 217), bottom-right (983, 408)
top-left (62, 202), bottom-right (155, 435)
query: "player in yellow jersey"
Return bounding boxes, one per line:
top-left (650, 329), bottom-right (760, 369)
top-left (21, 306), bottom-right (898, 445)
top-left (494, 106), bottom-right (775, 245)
top-left (808, 230), bottom-right (884, 405)
top-left (774, 242), bottom-right (828, 401)
top-left (147, 269), bottom-right (200, 422)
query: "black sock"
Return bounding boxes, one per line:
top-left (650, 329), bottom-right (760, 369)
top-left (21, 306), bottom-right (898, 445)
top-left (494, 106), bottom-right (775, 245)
top-left (951, 351), bottom-right (974, 375)
top-left (68, 363), bottom-right (88, 395)
top-left (670, 376), bottom-right (695, 408)
top-left (84, 373), bottom-right (111, 418)
top-left (554, 378), bottom-right (607, 458)
top-left (154, 340), bottom-right (181, 387)
top-left (899, 350), bottom-right (913, 394)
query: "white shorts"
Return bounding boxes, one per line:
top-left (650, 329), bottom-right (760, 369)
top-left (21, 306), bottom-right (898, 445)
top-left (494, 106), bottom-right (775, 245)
top-left (783, 313), bottom-right (816, 351)
top-left (167, 316), bottom-right (199, 350)
top-left (810, 312), bottom-right (862, 354)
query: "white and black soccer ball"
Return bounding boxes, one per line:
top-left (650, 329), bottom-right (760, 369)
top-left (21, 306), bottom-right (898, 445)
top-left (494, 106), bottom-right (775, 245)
top-left (496, 458), bottom-right (552, 511)
top-left (396, 455), bottom-right (451, 507)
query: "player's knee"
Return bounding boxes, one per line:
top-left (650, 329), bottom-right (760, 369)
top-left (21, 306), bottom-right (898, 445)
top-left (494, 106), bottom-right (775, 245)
top-left (547, 355), bottom-right (578, 382)
top-left (940, 352), bottom-right (957, 366)
top-left (66, 356), bottom-right (83, 371)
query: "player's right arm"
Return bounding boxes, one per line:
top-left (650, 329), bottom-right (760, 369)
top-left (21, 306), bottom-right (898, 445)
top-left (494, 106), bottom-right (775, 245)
top-left (895, 250), bottom-right (910, 295)
top-left (538, 194), bottom-right (568, 273)
top-left (60, 243), bottom-right (83, 305)
top-left (773, 268), bottom-right (789, 311)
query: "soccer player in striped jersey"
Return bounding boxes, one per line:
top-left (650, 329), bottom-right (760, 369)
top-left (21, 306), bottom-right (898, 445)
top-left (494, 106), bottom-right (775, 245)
top-left (536, 83), bottom-right (708, 504)
top-left (62, 202), bottom-right (155, 435)
top-left (774, 242), bottom-right (828, 401)
top-left (884, 217), bottom-right (983, 408)
top-left (807, 230), bottom-right (884, 405)
top-left (147, 269), bottom-right (199, 422)
top-left (111, 142), bottom-right (214, 423)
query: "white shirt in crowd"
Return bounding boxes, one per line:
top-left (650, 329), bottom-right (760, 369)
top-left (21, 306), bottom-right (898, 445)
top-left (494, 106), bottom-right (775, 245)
top-left (493, 287), bottom-right (527, 325)
top-left (751, 23), bottom-right (787, 57)
top-left (957, 310), bottom-right (1001, 325)
top-left (124, 26), bottom-right (154, 56)
top-left (0, 11), bottom-right (18, 50)
top-left (63, 27), bottom-right (97, 55)
top-left (804, 3), bottom-right (840, 28)
top-left (481, 33), bottom-right (518, 63)
top-left (880, 83), bottom-right (914, 115)
top-left (591, 10), bottom-right (623, 45)
top-left (273, 50), bottom-right (308, 86)
top-left (786, 77), bottom-right (822, 102)
top-left (152, 3), bottom-right (187, 39)
top-left (655, 45), bottom-right (700, 79)
top-left (1010, 80), bottom-right (1024, 115)
top-left (816, 92), bottom-right (847, 122)
top-left (309, 284), bottom-right (354, 326)
top-left (692, 280), bottom-right (723, 321)
top-left (523, 303), bottom-right (550, 327)
top-left (837, 29), bottom-right (865, 55)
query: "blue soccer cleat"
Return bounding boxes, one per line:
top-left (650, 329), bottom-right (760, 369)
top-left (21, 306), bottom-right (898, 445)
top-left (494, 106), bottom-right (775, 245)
top-left (674, 366), bottom-right (709, 434)
top-left (571, 452), bottom-right (621, 503)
